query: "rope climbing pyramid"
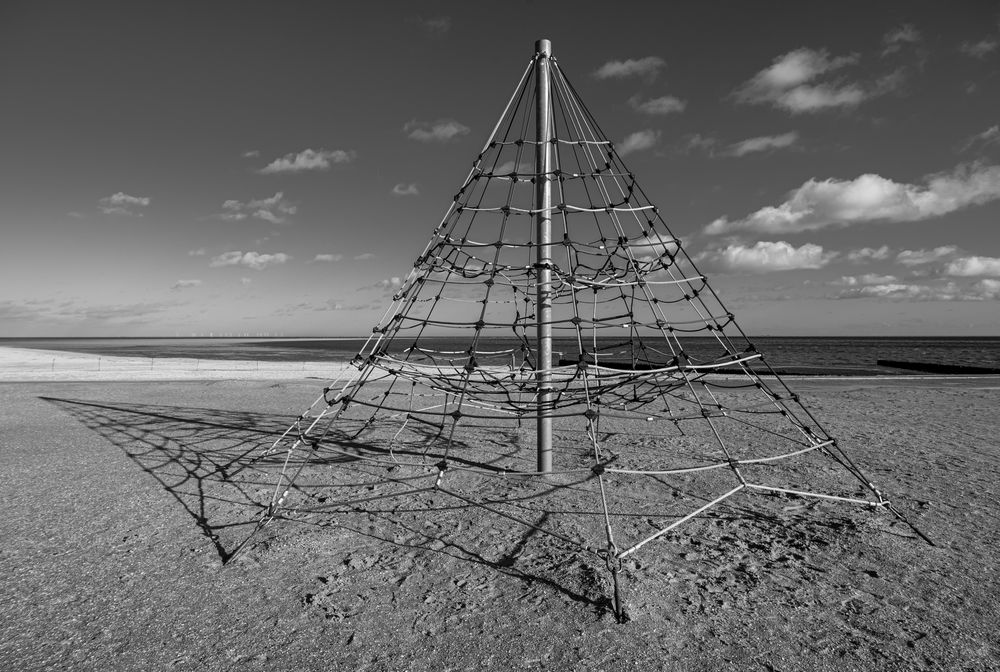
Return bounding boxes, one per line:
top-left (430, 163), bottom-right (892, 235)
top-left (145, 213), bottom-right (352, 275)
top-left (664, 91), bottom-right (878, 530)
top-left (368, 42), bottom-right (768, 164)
top-left (234, 40), bottom-right (931, 620)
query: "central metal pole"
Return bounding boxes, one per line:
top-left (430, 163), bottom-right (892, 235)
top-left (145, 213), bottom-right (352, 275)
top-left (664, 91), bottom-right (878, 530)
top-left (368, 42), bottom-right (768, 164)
top-left (534, 38), bottom-right (553, 473)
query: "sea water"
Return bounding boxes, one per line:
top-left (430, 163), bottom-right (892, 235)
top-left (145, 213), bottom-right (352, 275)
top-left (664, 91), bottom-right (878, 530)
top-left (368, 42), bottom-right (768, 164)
top-left (4, 336), bottom-right (1000, 376)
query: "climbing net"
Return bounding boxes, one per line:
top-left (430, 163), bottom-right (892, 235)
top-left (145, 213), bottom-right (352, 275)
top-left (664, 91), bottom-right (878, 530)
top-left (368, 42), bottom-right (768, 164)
top-left (238, 48), bottom-right (929, 615)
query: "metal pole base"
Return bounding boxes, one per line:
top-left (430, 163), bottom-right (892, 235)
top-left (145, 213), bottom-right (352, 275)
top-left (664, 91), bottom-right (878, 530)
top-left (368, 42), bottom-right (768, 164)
top-left (605, 553), bottom-right (630, 623)
top-left (886, 502), bottom-right (936, 546)
top-left (610, 563), bottom-right (629, 623)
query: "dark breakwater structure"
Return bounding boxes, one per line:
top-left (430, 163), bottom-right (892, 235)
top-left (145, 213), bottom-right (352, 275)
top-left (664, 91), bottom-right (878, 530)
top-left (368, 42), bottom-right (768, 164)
top-left (877, 359), bottom-right (1000, 375)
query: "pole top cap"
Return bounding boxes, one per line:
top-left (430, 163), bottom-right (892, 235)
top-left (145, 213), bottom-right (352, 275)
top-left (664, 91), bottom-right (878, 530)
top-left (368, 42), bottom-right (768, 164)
top-left (535, 39), bottom-right (552, 57)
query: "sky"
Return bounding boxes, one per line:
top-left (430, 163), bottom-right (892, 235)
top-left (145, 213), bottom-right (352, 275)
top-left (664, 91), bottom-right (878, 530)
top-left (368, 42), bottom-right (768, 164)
top-left (1, 1), bottom-right (999, 337)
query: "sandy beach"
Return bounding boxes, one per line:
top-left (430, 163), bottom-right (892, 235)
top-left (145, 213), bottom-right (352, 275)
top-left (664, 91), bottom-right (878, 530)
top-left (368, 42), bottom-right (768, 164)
top-left (0, 346), bottom-right (352, 383)
top-left (1, 348), bottom-right (999, 670)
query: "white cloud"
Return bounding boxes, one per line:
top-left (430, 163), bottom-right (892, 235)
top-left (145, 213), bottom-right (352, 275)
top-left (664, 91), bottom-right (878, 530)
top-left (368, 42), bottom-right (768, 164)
top-left (210, 251), bottom-right (246, 267)
top-left (842, 283), bottom-right (947, 299)
top-left (862, 273), bottom-right (899, 284)
top-left (492, 160), bottom-right (529, 174)
top-left (735, 48), bottom-right (867, 113)
top-left (593, 56), bottom-right (666, 80)
top-left (404, 119), bottom-right (470, 142)
top-left (705, 163), bottom-right (1000, 235)
top-left (17, 298), bottom-right (174, 325)
top-left (618, 129), bottom-right (660, 156)
top-left (695, 241), bottom-right (835, 272)
top-left (238, 252), bottom-right (289, 271)
top-left (247, 193), bottom-right (290, 209)
top-left (872, 68), bottom-right (907, 96)
top-left (629, 235), bottom-right (679, 259)
top-left (312, 253), bottom-right (343, 262)
top-left (99, 191), bottom-right (151, 216)
top-left (780, 85), bottom-right (866, 112)
top-left (683, 134), bottom-right (718, 154)
top-left (896, 246), bottom-right (958, 266)
top-left (881, 24), bottom-right (921, 56)
top-left (961, 125), bottom-right (999, 151)
top-left (354, 252), bottom-right (376, 261)
top-left (259, 148), bottom-right (355, 174)
top-left (727, 132), bottom-right (799, 157)
top-left (392, 183), bottom-right (419, 196)
top-left (418, 16), bottom-right (451, 34)
top-left (628, 95), bottom-right (686, 115)
top-left (945, 256), bottom-right (1000, 276)
top-left (210, 251), bottom-right (290, 270)
top-left (171, 279), bottom-right (203, 290)
top-left (253, 209), bottom-right (285, 225)
top-left (488, 160), bottom-right (534, 182)
top-left (833, 273), bottom-right (898, 286)
top-left (328, 301), bottom-right (376, 311)
top-left (104, 192), bottom-right (150, 206)
top-left (847, 245), bottom-right (891, 263)
top-left (973, 278), bottom-right (1000, 298)
top-left (960, 39), bottom-right (999, 59)
top-left (836, 280), bottom-right (999, 301)
top-left (219, 192), bottom-right (296, 224)
top-left (375, 277), bottom-right (403, 290)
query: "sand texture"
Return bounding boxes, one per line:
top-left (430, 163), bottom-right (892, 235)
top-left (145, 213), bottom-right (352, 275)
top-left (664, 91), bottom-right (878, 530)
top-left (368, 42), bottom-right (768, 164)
top-left (0, 346), bottom-right (349, 382)
top-left (1, 376), bottom-right (999, 671)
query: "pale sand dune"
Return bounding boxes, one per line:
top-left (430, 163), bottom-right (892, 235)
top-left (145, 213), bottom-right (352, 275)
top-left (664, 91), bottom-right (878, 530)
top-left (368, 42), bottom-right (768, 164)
top-left (0, 346), bottom-right (351, 382)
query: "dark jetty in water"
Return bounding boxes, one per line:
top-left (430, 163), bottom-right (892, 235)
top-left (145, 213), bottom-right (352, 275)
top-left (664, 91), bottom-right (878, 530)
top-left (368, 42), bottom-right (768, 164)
top-left (877, 359), bottom-right (1000, 375)
top-left (557, 359), bottom-right (877, 376)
